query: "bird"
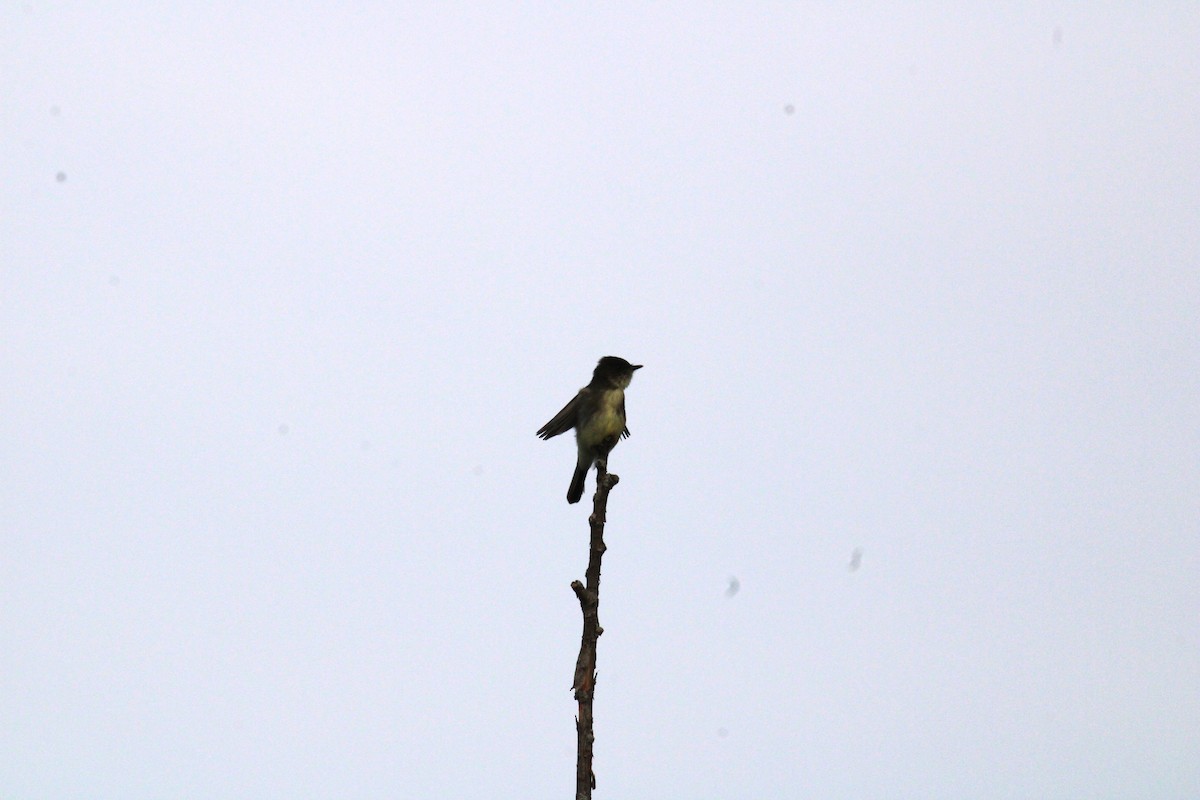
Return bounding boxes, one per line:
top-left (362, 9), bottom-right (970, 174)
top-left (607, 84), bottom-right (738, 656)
top-left (537, 356), bottom-right (642, 503)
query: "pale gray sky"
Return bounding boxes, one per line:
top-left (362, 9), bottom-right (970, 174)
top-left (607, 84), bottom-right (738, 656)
top-left (3, 4), bottom-right (1198, 798)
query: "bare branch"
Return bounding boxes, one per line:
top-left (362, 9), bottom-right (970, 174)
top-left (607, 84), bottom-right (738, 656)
top-left (572, 457), bottom-right (619, 799)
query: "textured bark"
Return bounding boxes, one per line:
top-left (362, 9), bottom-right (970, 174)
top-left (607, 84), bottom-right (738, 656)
top-left (571, 458), bottom-right (618, 800)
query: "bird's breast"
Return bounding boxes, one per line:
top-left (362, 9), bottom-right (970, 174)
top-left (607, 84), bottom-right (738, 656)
top-left (577, 388), bottom-right (625, 444)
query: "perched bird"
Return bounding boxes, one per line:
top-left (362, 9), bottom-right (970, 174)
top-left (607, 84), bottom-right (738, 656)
top-left (537, 356), bottom-right (642, 503)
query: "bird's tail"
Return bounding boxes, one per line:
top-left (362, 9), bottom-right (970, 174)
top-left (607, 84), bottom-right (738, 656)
top-left (567, 454), bottom-right (590, 504)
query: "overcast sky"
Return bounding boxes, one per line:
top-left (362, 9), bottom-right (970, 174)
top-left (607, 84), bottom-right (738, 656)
top-left (3, 4), bottom-right (1198, 798)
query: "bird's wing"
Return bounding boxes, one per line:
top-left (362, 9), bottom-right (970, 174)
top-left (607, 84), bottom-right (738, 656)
top-left (620, 395), bottom-right (631, 438)
top-left (536, 390), bottom-right (583, 439)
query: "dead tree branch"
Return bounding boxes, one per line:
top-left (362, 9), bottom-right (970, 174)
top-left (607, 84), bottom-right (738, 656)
top-left (570, 457), bottom-right (619, 800)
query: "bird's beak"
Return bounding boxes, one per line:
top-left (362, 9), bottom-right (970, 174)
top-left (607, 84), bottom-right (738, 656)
top-left (632, 364), bottom-right (643, 370)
